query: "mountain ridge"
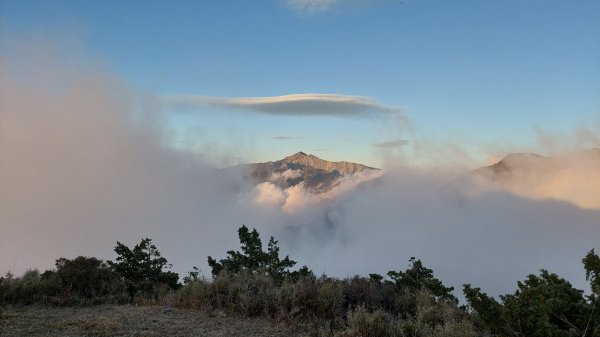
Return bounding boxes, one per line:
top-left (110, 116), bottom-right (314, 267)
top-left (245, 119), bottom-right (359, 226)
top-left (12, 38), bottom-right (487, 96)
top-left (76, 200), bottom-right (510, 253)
top-left (245, 152), bottom-right (379, 193)
top-left (278, 151), bottom-right (377, 175)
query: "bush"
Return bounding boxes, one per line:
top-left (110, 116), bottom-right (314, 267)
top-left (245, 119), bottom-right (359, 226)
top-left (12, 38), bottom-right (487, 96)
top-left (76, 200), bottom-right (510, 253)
top-left (316, 278), bottom-right (344, 322)
top-left (387, 258), bottom-right (456, 303)
top-left (344, 276), bottom-right (380, 311)
top-left (108, 238), bottom-right (180, 301)
top-left (341, 290), bottom-right (476, 337)
top-left (0, 258), bottom-right (128, 306)
top-left (343, 305), bottom-right (400, 337)
top-left (0, 270), bottom-right (61, 305)
top-left (464, 269), bottom-right (596, 337)
top-left (55, 256), bottom-right (124, 301)
top-left (207, 225), bottom-right (310, 284)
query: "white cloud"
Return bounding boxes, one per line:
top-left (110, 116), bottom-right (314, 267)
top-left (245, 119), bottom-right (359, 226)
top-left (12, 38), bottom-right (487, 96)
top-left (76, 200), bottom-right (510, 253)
top-left (286, 0), bottom-right (341, 13)
top-left (372, 139), bottom-right (410, 148)
top-left (242, 168), bottom-right (384, 213)
top-left (252, 182), bottom-right (288, 207)
top-left (285, 0), bottom-right (374, 13)
top-left (281, 169), bottom-right (303, 180)
top-left (162, 93), bottom-right (401, 118)
top-left (270, 136), bottom-right (306, 140)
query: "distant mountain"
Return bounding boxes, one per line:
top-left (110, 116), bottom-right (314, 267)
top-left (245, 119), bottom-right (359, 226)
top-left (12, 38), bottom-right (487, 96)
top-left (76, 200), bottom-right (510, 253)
top-left (474, 148), bottom-right (600, 182)
top-left (473, 148), bottom-right (600, 208)
top-left (473, 152), bottom-right (547, 183)
top-left (245, 152), bottom-right (379, 193)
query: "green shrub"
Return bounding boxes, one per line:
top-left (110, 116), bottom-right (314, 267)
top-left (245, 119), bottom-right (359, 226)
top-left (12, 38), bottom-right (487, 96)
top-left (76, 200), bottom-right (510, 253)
top-left (343, 305), bottom-right (400, 337)
top-left (55, 256), bottom-right (125, 300)
top-left (208, 225), bottom-right (310, 284)
top-left (173, 269), bottom-right (278, 317)
top-left (408, 289), bottom-right (476, 337)
top-left (387, 258), bottom-right (455, 303)
top-left (174, 277), bottom-right (211, 310)
top-left (464, 269), bottom-right (595, 337)
top-left (340, 289), bottom-right (476, 337)
top-left (0, 274), bottom-right (7, 303)
top-left (235, 270), bottom-right (276, 317)
top-left (343, 275), bottom-right (391, 313)
top-left (287, 273), bottom-right (319, 318)
top-left (0, 258), bottom-right (128, 306)
top-left (108, 238), bottom-right (180, 301)
top-left (316, 278), bottom-right (344, 322)
top-left (0, 270), bottom-right (61, 305)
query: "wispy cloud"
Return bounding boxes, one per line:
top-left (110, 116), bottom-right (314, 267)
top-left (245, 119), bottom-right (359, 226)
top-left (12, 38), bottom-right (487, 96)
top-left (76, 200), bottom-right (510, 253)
top-left (270, 136), bottom-right (306, 140)
top-left (163, 93), bottom-right (401, 118)
top-left (372, 139), bottom-right (410, 148)
top-left (286, 0), bottom-right (341, 13)
top-left (285, 0), bottom-right (375, 13)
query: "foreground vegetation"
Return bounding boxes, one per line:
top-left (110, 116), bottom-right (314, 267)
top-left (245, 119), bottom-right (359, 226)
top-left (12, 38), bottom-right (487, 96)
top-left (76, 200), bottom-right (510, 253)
top-left (1, 225), bottom-right (598, 336)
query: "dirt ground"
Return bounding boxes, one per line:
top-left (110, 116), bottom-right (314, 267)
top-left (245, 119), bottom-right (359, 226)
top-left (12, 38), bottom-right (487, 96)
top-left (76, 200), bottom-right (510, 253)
top-left (0, 305), bottom-right (316, 337)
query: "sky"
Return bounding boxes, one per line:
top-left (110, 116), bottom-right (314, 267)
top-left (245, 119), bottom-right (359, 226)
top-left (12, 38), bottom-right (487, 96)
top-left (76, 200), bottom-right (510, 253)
top-left (1, 0), bottom-right (599, 167)
top-left (1, 0), bottom-right (600, 298)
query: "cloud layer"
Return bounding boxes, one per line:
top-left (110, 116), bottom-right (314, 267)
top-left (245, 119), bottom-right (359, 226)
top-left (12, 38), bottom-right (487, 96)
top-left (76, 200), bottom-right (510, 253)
top-left (2, 41), bottom-right (599, 300)
top-left (163, 93), bottom-right (401, 117)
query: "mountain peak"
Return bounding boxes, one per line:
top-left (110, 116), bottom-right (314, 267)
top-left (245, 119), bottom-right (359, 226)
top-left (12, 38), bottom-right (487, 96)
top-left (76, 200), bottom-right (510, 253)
top-left (247, 152), bottom-right (379, 194)
top-left (500, 152), bottom-right (545, 166)
top-left (279, 151), bottom-right (377, 175)
top-left (284, 151), bottom-right (311, 160)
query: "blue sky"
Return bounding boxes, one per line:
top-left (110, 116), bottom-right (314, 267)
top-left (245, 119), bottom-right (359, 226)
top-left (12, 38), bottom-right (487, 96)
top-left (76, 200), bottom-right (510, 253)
top-left (1, 0), bottom-right (599, 166)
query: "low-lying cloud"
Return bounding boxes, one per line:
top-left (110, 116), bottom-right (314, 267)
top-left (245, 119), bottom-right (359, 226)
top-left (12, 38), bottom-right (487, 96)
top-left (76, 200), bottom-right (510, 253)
top-left (244, 169), bottom-right (384, 213)
top-left (270, 136), bottom-right (306, 140)
top-left (1, 41), bottom-right (599, 300)
top-left (372, 139), bottom-right (410, 148)
top-left (163, 93), bottom-right (401, 117)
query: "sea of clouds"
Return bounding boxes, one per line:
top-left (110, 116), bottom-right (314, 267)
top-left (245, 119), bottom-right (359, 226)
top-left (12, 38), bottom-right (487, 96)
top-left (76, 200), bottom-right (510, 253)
top-left (1, 40), bottom-right (599, 299)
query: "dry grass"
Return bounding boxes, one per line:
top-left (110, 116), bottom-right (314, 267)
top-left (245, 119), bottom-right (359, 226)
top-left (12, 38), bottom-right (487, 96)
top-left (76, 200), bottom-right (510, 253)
top-left (0, 305), bottom-right (314, 337)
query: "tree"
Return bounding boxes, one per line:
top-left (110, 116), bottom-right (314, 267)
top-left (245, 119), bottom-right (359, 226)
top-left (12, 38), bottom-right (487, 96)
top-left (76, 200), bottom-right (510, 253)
top-left (583, 249), bottom-right (600, 297)
top-left (108, 238), bottom-right (180, 300)
top-left (463, 284), bottom-right (505, 334)
top-left (582, 249), bottom-right (600, 336)
top-left (208, 225), bottom-right (310, 283)
top-left (465, 269), bottom-right (595, 337)
top-left (208, 225), bottom-right (266, 275)
top-left (265, 236), bottom-right (298, 283)
top-left (387, 257), bottom-right (456, 301)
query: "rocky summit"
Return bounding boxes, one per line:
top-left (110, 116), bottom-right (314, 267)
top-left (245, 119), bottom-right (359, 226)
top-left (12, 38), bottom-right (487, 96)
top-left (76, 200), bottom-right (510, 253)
top-left (246, 152), bottom-right (379, 193)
